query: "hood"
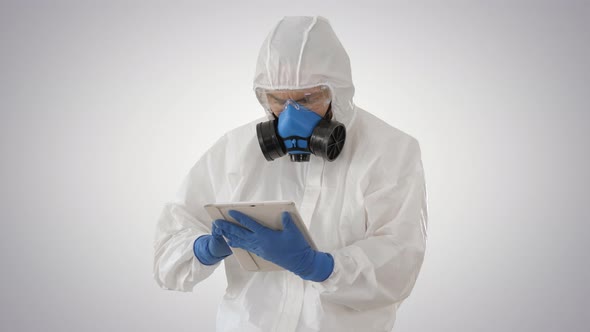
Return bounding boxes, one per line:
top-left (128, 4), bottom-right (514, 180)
top-left (253, 16), bottom-right (356, 127)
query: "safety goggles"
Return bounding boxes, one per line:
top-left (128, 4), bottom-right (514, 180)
top-left (255, 85), bottom-right (332, 116)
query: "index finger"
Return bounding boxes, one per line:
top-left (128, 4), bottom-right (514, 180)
top-left (214, 219), bottom-right (252, 240)
top-left (228, 210), bottom-right (267, 233)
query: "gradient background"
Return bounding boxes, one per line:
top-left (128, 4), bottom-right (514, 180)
top-left (1, 1), bottom-right (588, 331)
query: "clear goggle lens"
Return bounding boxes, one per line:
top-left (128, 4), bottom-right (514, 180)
top-left (255, 85), bottom-right (332, 116)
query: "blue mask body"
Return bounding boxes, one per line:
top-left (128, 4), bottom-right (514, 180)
top-left (256, 99), bottom-right (346, 163)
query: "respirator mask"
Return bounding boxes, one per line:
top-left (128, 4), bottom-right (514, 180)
top-left (255, 85), bottom-right (346, 162)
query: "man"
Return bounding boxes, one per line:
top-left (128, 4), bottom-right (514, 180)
top-left (154, 16), bottom-right (428, 332)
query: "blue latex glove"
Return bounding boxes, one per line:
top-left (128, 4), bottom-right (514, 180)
top-left (193, 223), bottom-right (233, 265)
top-left (214, 210), bottom-right (334, 282)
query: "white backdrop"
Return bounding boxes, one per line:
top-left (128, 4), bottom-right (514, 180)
top-left (1, 1), bottom-right (588, 331)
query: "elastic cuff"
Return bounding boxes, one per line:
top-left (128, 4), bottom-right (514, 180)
top-left (193, 235), bottom-right (223, 266)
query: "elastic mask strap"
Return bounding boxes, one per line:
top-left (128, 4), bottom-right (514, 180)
top-left (323, 103), bottom-right (333, 120)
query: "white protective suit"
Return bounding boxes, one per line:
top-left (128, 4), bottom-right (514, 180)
top-left (153, 16), bottom-right (428, 332)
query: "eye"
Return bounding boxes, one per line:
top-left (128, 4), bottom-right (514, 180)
top-left (268, 95), bottom-right (286, 104)
top-left (307, 96), bottom-right (320, 103)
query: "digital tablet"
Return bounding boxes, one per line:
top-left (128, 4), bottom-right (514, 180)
top-left (204, 200), bottom-right (316, 272)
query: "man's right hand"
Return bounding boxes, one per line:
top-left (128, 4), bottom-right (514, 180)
top-left (193, 223), bottom-right (233, 265)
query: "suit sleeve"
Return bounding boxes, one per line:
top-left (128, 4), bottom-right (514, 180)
top-left (153, 134), bottom-right (231, 292)
top-left (312, 138), bottom-right (429, 311)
